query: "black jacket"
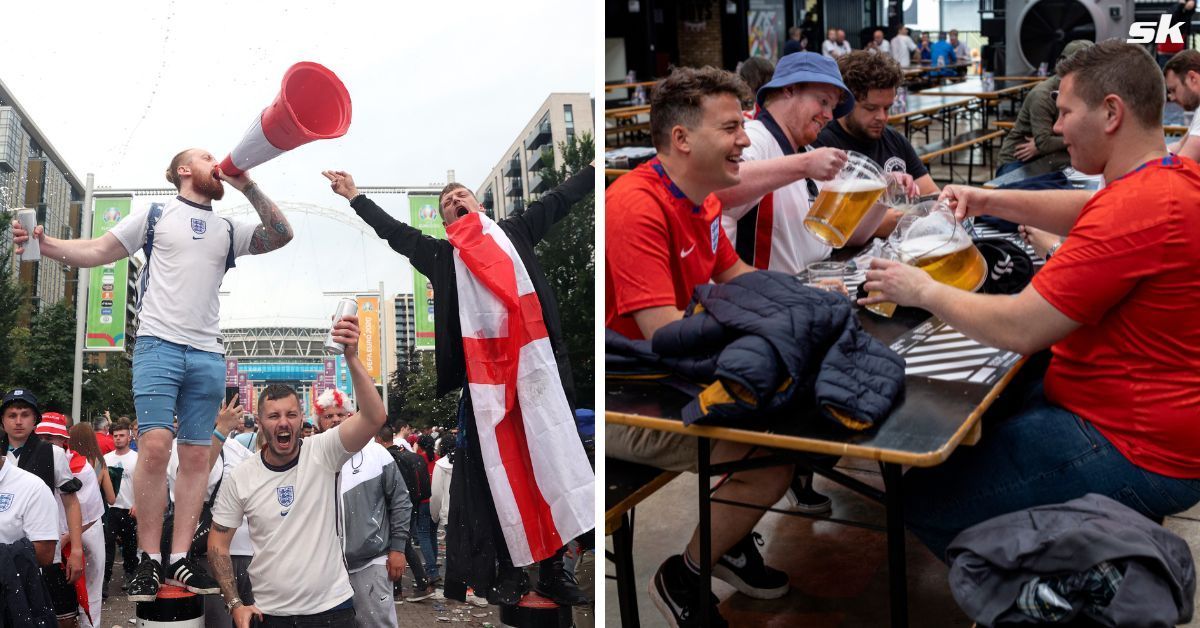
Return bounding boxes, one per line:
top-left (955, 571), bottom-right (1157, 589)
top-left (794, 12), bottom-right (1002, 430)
top-left (13, 435), bottom-right (81, 495)
top-left (608, 270), bottom-right (905, 430)
top-left (0, 539), bottom-right (57, 628)
top-left (350, 166), bottom-right (594, 401)
top-left (947, 493), bottom-right (1196, 627)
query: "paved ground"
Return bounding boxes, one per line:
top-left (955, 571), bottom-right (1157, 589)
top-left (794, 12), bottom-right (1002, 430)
top-left (603, 457), bottom-right (1200, 627)
top-left (95, 545), bottom-right (593, 627)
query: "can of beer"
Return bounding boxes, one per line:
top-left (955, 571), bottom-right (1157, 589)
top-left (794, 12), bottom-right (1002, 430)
top-left (323, 298), bottom-right (358, 355)
top-left (15, 208), bottom-right (39, 261)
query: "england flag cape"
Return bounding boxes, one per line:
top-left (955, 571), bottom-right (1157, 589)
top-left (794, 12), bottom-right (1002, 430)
top-left (446, 212), bottom-right (594, 566)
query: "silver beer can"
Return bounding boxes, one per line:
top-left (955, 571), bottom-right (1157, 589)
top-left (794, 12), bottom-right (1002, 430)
top-left (323, 298), bottom-right (358, 355)
top-left (15, 208), bottom-right (40, 261)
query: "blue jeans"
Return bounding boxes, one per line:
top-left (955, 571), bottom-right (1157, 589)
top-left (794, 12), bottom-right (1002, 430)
top-left (416, 501), bottom-right (439, 580)
top-left (994, 159), bottom-right (1024, 177)
top-left (132, 336), bottom-right (225, 445)
top-left (903, 381), bottom-right (1200, 560)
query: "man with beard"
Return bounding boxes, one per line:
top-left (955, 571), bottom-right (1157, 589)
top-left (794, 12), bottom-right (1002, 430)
top-left (208, 316), bottom-right (386, 627)
top-left (1164, 50), bottom-right (1200, 161)
top-left (11, 149), bottom-right (294, 602)
top-left (812, 51), bottom-right (935, 237)
top-left (321, 160), bottom-right (594, 608)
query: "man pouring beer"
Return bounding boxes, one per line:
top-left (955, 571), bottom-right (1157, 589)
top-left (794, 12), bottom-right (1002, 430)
top-left (861, 41), bottom-right (1200, 559)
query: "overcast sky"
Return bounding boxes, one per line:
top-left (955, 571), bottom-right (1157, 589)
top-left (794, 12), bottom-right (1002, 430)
top-left (1, 0), bottom-right (594, 327)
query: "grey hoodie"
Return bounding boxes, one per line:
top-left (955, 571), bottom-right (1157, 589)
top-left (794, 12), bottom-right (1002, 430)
top-left (338, 440), bottom-right (411, 572)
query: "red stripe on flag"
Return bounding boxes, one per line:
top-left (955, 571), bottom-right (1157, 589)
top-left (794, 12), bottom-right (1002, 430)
top-left (447, 214), bottom-right (562, 562)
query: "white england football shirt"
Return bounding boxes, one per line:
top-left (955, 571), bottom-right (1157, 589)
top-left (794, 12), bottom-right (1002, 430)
top-left (109, 196), bottom-right (257, 353)
top-left (722, 119), bottom-right (832, 275)
top-left (211, 426), bottom-right (355, 616)
top-left (0, 462), bottom-right (58, 546)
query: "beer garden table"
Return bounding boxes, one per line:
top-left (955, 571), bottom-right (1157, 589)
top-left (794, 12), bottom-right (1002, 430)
top-left (888, 95), bottom-right (976, 139)
top-left (607, 299), bottom-right (1030, 627)
top-left (918, 79), bottom-right (1041, 127)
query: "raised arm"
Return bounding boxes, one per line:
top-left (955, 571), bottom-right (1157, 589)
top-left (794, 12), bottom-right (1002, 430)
top-left (218, 172), bottom-right (293, 254)
top-left (322, 170), bottom-right (446, 275)
top-left (12, 222), bottom-right (127, 268)
top-left (328, 314), bottom-right (387, 453)
top-left (713, 148), bottom-right (846, 209)
top-left (505, 164), bottom-right (595, 246)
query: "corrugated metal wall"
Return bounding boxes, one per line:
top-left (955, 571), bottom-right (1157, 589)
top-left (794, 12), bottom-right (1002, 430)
top-left (823, 0), bottom-right (864, 44)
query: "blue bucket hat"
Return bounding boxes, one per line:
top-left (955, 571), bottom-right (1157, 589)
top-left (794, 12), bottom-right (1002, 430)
top-left (757, 52), bottom-right (855, 118)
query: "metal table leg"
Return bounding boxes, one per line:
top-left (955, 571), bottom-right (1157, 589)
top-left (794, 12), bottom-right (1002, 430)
top-left (882, 462), bottom-right (909, 628)
top-left (613, 512), bottom-right (640, 627)
top-left (698, 436), bottom-right (713, 626)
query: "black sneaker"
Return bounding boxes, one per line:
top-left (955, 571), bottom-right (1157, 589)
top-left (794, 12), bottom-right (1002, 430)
top-left (712, 532), bottom-right (789, 599)
top-left (789, 471), bottom-right (833, 515)
top-left (534, 565), bottom-right (591, 606)
top-left (487, 566), bottom-right (529, 606)
top-left (405, 587), bottom-right (436, 602)
top-left (165, 556), bottom-right (221, 595)
top-left (648, 555), bottom-right (728, 628)
top-left (126, 554), bottom-right (162, 602)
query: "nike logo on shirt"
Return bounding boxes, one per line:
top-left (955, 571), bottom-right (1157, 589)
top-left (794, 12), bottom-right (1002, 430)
top-left (680, 244), bottom-right (696, 258)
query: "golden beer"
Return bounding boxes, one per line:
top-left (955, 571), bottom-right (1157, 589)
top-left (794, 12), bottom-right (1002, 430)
top-left (804, 179), bottom-right (887, 248)
top-left (865, 294), bottom-right (898, 317)
top-left (900, 235), bottom-right (987, 292)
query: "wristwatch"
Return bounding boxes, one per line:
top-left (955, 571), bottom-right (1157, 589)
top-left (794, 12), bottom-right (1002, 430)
top-left (226, 597), bottom-right (243, 612)
top-left (1046, 240), bottom-right (1063, 259)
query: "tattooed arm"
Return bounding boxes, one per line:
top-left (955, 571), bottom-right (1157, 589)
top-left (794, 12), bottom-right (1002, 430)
top-left (217, 170), bottom-right (294, 254)
top-left (209, 522), bottom-right (263, 626)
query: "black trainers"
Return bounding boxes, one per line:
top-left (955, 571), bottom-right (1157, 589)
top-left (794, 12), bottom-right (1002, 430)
top-left (487, 566), bottom-right (529, 606)
top-left (533, 547), bottom-right (591, 606)
top-left (165, 556), bottom-right (221, 595)
top-left (789, 470), bottom-right (833, 515)
top-left (126, 553), bottom-right (162, 602)
top-left (405, 587), bottom-right (436, 602)
top-left (712, 532), bottom-right (789, 599)
top-left (648, 554), bottom-right (728, 628)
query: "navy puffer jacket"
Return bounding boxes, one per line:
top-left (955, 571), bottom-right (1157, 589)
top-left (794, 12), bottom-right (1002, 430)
top-left (609, 270), bottom-right (905, 430)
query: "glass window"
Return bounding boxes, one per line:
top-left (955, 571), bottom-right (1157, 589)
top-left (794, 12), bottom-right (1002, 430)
top-left (564, 104), bottom-right (575, 137)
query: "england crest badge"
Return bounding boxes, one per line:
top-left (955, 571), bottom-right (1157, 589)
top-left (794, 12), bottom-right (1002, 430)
top-left (0, 493), bottom-right (13, 512)
top-left (276, 485), bottom-right (294, 507)
top-left (190, 218), bottom-right (207, 235)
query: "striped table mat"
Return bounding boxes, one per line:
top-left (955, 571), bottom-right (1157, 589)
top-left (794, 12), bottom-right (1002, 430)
top-left (889, 317), bottom-right (1022, 386)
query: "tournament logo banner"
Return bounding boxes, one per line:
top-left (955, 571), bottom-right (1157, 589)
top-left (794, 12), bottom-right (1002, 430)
top-left (410, 195), bottom-right (443, 349)
top-left (85, 197), bottom-right (132, 350)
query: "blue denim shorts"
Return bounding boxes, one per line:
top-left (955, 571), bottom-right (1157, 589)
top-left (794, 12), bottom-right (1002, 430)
top-left (131, 336), bottom-right (225, 446)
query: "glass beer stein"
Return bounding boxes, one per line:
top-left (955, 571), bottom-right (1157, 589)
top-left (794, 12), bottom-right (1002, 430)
top-left (803, 151), bottom-right (889, 248)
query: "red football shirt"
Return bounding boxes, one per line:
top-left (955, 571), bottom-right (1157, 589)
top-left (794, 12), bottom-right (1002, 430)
top-left (1031, 155), bottom-right (1200, 478)
top-left (606, 160), bottom-right (740, 340)
top-left (96, 432), bottom-right (115, 455)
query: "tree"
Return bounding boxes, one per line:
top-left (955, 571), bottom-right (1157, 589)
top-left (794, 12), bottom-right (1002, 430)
top-left (11, 300), bottom-right (77, 412)
top-left (387, 345), bottom-right (419, 425)
top-left (82, 358), bottom-right (135, 422)
top-left (0, 211), bottom-right (27, 390)
top-left (396, 351), bottom-right (458, 430)
top-left (534, 132), bottom-right (596, 409)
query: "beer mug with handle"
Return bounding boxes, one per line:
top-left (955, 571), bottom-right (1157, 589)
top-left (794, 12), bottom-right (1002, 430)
top-left (803, 151), bottom-right (889, 248)
top-left (866, 200), bottom-right (987, 317)
top-left (894, 200), bottom-right (987, 292)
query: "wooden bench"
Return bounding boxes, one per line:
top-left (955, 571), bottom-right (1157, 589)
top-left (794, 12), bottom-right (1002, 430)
top-left (916, 128), bottom-right (1006, 184)
top-left (606, 458), bottom-right (680, 628)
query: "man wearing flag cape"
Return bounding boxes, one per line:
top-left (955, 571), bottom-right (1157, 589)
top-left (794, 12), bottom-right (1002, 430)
top-left (322, 162), bottom-right (595, 606)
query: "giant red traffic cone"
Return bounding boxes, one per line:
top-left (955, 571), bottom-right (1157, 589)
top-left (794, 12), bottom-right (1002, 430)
top-left (219, 61), bottom-right (352, 176)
